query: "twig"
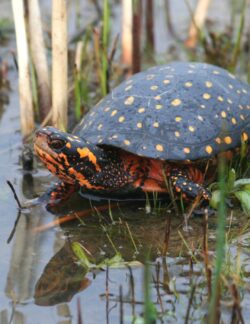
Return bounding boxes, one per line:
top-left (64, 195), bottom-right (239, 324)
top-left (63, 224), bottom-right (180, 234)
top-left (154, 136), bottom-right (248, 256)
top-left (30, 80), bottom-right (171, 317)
top-left (184, 192), bottom-right (203, 228)
top-left (7, 211), bottom-right (22, 244)
top-left (77, 297), bottom-right (83, 324)
top-left (152, 263), bottom-right (164, 314)
top-left (162, 212), bottom-right (171, 255)
top-left (119, 285), bottom-right (124, 324)
top-left (108, 34), bottom-right (119, 64)
top-left (127, 266), bottom-right (135, 318)
top-left (203, 209), bottom-right (212, 299)
top-left (6, 180), bottom-right (23, 209)
top-left (184, 284), bottom-right (196, 324)
top-left (230, 283), bottom-right (245, 324)
top-left (106, 266), bottom-right (110, 324)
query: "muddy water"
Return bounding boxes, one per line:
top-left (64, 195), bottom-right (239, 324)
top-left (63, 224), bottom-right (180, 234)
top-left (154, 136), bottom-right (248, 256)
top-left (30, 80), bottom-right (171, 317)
top-left (1, 0), bottom-right (250, 323)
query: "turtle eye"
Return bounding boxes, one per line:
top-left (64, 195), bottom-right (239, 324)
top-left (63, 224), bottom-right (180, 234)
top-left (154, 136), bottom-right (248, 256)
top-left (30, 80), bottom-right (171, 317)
top-left (49, 139), bottom-right (66, 150)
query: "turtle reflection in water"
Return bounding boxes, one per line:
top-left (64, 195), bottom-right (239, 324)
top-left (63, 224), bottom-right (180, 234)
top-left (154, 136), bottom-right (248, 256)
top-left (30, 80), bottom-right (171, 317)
top-left (34, 62), bottom-right (250, 205)
top-left (34, 243), bottom-right (90, 306)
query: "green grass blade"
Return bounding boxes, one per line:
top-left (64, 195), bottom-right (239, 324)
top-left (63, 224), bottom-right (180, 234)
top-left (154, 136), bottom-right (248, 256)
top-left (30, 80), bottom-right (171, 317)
top-left (208, 157), bottom-right (227, 323)
top-left (101, 0), bottom-right (110, 96)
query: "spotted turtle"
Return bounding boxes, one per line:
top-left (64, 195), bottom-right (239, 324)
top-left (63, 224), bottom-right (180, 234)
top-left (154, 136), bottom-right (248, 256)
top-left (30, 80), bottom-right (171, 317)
top-left (34, 62), bottom-right (250, 205)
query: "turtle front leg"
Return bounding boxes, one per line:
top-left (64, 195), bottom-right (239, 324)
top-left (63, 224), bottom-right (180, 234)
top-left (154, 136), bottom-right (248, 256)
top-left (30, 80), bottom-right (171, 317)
top-left (169, 168), bottom-right (211, 200)
top-left (37, 182), bottom-right (79, 208)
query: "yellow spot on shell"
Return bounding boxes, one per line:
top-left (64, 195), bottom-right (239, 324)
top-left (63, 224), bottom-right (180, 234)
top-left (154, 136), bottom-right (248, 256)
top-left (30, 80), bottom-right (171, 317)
top-left (111, 110), bottom-right (117, 116)
top-left (188, 126), bottom-right (195, 132)
top-left (240, 114), bottom-right (245, 120)
top-left (221, 111), bottom-right (227, 118)
top-left (153, 122), bottom-right (159, 128)
top-left (231, 117), bottom-right (237, 124)
top-left (137, 122), bottom-right (142, 128)
top-left (228, 84), bottom-right (234, 89)
top-left (171, 99), bottom-right (182, 106)
top-left (150, 85), bottom-right (158, 90)
top-left (154, 95), bottom-right (161, 100)
top-left (237, 90), bottom-right (241, 94)
top-left (242, 132), bottom-right (248, 141)
top-left (213, 70), bottom-right (220, 74)
top-left (224, 136), bottom-right (232, 144)
top-left (104, 107), bottom-right (110, 112)
top-left (205, 145), bottom-right (213, 154)
top-left (175, 131), bottom-right (180, 137)
top-left (218, 96), bottom-right (224, 102)
top-left (66, 142), bottom-right (71, 148)
top-left (125, 96), bottom-right (135, 105)
top-left (197, 115), bottom-right (204, 121)
top-left (156, 144), bottom-right (164, 152)
top-left (205, 81), bottom-right (213, 88)
top-left (163, 79), bottom-right (170, 84)
top-left (119, 116), bottom-right (125, 122)
top-left (183, 147), bottom-right (190, 154)
top-left (175, 116), bottom-right (182, 122)
top-left (185, 82), bottom-right (192, 87)
top-left (227, 99), bottom-right (233, 104)
top-left (138, 107), bottom-right (145, 113)
top-left (242, 89), bottom-right (248, 94)
top-left (97, 123), bottom-right (103, 130)
top-left (155, 104), bottom-right (162, 110)
top-left (124, 139), bottom-right (131, 145)
top-left (203, 93), bottom-right (211, 100)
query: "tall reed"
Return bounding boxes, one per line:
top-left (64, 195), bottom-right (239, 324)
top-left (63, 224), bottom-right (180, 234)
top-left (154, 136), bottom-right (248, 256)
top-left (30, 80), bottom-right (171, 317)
top-left (185, 0), bottom-right (212, 48)
top-left (145, 0), bottom-right (154, 54)
top-left (52, 0), bottom-right (68, 130)
top-left (121, 0), bottom-right (133, 71)
top-left (100, 0), bottom-right (110, 96)
top-left (28, 0), bottom-right (51, 121)
top-left (11, 0), bottom-right (34, 138)
top-left (132, 0), bottom-right (142, 73)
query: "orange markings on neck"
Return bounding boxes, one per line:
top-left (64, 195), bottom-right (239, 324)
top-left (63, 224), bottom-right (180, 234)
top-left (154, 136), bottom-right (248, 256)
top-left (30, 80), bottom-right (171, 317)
top-left (77, 147), bottom-right (101, 171)
top-left (68, 167), bottom-right (103, 190)
top-left (58, 153), bottom-right (70, 166)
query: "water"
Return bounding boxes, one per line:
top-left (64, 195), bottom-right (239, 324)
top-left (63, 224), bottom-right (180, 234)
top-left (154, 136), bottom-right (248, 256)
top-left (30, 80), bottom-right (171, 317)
top-left (1, 0), bottom-right (250, 323)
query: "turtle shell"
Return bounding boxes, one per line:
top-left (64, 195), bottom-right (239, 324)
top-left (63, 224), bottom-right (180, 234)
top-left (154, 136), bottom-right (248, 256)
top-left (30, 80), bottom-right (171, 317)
top-left (74, 62), bottom-right (250, 161)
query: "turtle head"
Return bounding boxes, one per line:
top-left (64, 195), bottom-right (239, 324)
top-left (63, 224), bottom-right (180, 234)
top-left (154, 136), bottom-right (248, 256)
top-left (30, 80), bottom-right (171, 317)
top-left (34, 126), bottom-right (103, 187)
